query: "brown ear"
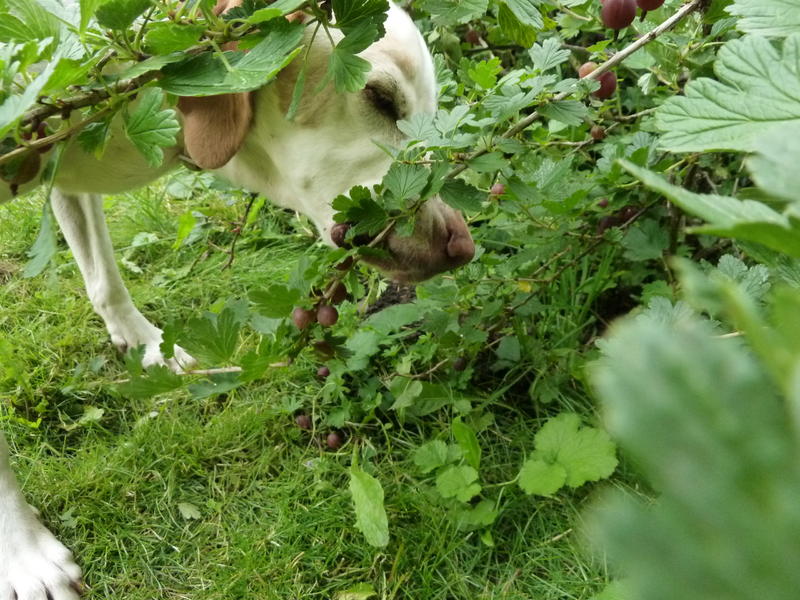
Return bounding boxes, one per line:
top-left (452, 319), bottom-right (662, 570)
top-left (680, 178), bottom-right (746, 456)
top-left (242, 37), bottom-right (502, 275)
top-left (178, 0), bottom-right (249, 170)
top-left (178, 94), bottom-right (252, 169)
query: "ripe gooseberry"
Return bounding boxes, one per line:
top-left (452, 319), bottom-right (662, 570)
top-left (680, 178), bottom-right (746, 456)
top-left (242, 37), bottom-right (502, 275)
top-left (601, 0), bottom-right (637, 30)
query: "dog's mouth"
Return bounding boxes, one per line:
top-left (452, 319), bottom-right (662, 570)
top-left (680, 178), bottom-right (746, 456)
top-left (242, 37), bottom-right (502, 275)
top-left (358, 199), bottom-right (475, 283)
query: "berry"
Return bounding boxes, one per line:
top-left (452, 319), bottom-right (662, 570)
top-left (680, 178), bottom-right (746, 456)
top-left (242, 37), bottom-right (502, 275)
top-left (453, 357), bottom-right (468, 371)
top-left (335, 256), bottom-right (354, 271)
top-left (594, 71), bottom-right (617, 99)
top-left (317, 365), bottom-right (330, 378)
top-left (464, 29), bottom-right (481, 45)
top-left (601, 0), bottom-right (637, 30)
top-left (590, 125), bottom-right (606, 140)
top-left (330, 223), bottom-right (351, 247)
top-left (578, 62), bottom-right (597, 79)
top-left (295, 414), bottom-right (312, 430)
top-left (0, 152), bottom-right (40, 186)
top-left (596, 215), bottom-right (619, 234)
top-left (329, 281), bottom-right (347, 304)
top-left (291, 307), bottom-right (315, 330)
top-left (597, 198), bottom-right (609, 208)
top-left (490, 182), bottom-right (506, 196)
top-left (326, 431), bottom-right (343, 450)
top-left (317, 304), bottom-right (339, 327)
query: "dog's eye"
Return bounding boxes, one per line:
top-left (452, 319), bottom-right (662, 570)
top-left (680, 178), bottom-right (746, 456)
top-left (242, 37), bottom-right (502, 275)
top-left (364, 84), bottom-right (400, 122)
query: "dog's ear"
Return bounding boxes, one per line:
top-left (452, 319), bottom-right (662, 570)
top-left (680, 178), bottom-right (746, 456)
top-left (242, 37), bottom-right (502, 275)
top-left (178, 94), bottom-right (252, 169)
top-left (177, 0), bottom-right (250, 169)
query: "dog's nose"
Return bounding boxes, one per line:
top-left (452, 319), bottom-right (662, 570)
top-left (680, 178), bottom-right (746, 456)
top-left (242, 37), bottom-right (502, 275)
top-left (446, 228), bottom-right (475, 268)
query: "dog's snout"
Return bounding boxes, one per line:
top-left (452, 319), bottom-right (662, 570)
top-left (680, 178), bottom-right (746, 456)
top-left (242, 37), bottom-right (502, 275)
top-left (446, 228), bottom-right (475, 267)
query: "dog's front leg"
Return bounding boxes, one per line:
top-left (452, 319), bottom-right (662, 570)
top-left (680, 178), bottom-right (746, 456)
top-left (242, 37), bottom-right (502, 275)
top-left (0, 432), bottom-right (82, 599)
top-left (51, 191), bottom-right (195, 371)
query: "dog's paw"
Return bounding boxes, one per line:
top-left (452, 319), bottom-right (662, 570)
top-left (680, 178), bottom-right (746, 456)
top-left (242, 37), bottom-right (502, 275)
top-left (0, 518), bottom-right (82, 600)
top-left (106, 312), bottom-right (196, 373)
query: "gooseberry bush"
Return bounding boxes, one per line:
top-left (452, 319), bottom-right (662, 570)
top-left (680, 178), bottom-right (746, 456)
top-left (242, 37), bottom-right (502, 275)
top-left (5, 0), bottom-right (800, 592)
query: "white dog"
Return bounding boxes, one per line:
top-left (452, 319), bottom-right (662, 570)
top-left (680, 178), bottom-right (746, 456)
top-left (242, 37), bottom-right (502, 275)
top-left (0, 3), bottom-right (474, 598)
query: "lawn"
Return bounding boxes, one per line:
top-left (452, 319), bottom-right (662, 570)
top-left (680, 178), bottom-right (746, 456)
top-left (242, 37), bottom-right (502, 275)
top-left (1, 182), bottom-right (613, 599)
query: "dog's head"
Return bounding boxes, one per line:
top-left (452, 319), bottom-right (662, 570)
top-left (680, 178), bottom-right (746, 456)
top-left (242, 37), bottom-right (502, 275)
top-left (181, 1), bottom-right (475, 283)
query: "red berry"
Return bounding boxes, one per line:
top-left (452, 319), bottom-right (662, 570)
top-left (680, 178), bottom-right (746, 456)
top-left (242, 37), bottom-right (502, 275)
top-left (637, 0), bottom-right (664, 9)
top-left (490, 182), bottom-right (506, 196)
top-left (295, 414), bottom-right (312, 430)
top-left (453, 357), bottom-right (468, 371)
top-left (291, 307), bottom-right (315, 330)
top-left (330, 223), bottom-right (351, 247)
top-left (326, 431), bottom-right (343, 450)
top-left (317, 365), bottom-right (330, 378)
top-left (594, 71), bottom-right (617, 99)
top-left (590, 125), bottom-right (606, 140)
top-left (464, 29), bottom-right (481, 45)
top-left (601, 0), bottom-right (637, 30)
top-left (597, 198), bottom-right (609, 208)
top-left (578, 62), bottom-right (597, 79)
top-left (317, 304), bottom-right (339, 327)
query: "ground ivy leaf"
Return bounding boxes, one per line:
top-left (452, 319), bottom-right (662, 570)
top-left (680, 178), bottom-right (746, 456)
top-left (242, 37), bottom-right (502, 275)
top-left (436, 465), bottom-right (481, 502)
top-left (532, 412), bottom-right (618, 488)
top-left (349, 465), bottom-right (389, 547)
top-left (656, 35), bottom-right (800, 152)
top-left (727, 0), bottom-right (800, 38)
top-left (123, 88), bottom-right (179, 167)
top-left (413, 440), bottom-right (449, 474)
top-left (518, 458), bottom-right (567, 496)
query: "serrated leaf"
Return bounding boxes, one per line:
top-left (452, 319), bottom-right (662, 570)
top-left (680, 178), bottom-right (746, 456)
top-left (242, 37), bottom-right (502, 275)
top-left (389, 377), bottom-right (423, 410)
top-left (144, 22), bottom-right (205, 54)
top-left (518, 458), bottom-right (567, 496)
top-left (656, 35), bottom-right (800, 153)
top-left (504, 0), bottom-right (543, 28)
top-left (176, 307), bottom-right (242, 365)
top-left (620, 160), bottom-right (800, 257)
top-left (349, 465), bottom-right (389, 547)
top-left (117, 364), bottom-right (183, 399)
top-left (22, 200), bottom-right (57, 278)
top-left (531, 413), bottom-right (617, 488)
top-left (329, 24), bottom-right (377, 93)
top-left (6, 0), bottom-right (61, 41)
top-left (436, 465), bottom-right (481, 502)
top-left (0, 55), bottom-right (60, 138)
top-left (497, 2), bottom-right (536, 47)
top-left (177, 501), bottom-right (201, 520)
top-left (529, 37), bottom-right (569, 71)
top-left (452, 417), bottom-right (481, 470)
top-left (80, 0), bottom-right (102, 32)
top-left (123, 88), bottom-right (179, 167)
top-left (539, 100), bottom-right (588, 127)
top-left (727, 0), bottom-right (800, 37)
top-left (413, 440), bottom-right (449, 474)
top-left (468, 58), bottom-right (502, 89)
top-left (246, 0), bottom-right (307, 23)
top-left (95, 0), bottom-right (152, 30)
top-left (336, 583), bottom-right (377, 600)
top-left (332, 0), bottom-right (389, 35)
top-left (383, 163), bottom-right (428, 204)
top-left (77, 118), bottom-right (112, 158)
top-left (440, 179), bottom-right (484, 212)
top-left (622, 219), bottom-right (669, 261)
top-left (248, 284), bottom-right (301, 318)
top-left (747, 123), bottom-right (800, 203)
top-left (417, 0), bottom-right (489, 25)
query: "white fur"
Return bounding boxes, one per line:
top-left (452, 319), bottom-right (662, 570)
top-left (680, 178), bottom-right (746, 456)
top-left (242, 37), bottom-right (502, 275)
top-left (0, 6), bottom-right (466, 598)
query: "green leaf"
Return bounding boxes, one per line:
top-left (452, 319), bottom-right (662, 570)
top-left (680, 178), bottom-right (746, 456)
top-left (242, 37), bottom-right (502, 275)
top-left (144, 23), bottom-right (205, 54)
top-left (0, 55), bottom-right (60, 138)
top-left (159, 21), bottom-right (304, 96)
top-left (77, 118), bottom-right (112, 158)
top-left (504, 0), bottom-right (543, 29)
top-left (747, 123), bottom-right (800, 203)
top-left (435, 465), bottom-right (481, 502)
top-left (539, 100), bottom-right (588, 127)
top-left (440, 179), bottom-right (484, 212)
top-left (117, 365), bottom-right (183, 399)
top-left (467, 58), bottom-right (502, 89)
top-left (95, 0), bottom-right (152, 30)
top-left (80, 0), bottom-right (102, 32)
top-left (246, 0), bottom-right (308, 23)
top-left (23, 200), bottom-right (57, 278)
top-left (123, 88), bottom-right (180, 167)
top-left (497, 2), bottom-right (536, 47)
top-left (413, 440), bottom-right (449, 474)
top-left (452, 417), bottom-right (481, 470)
top-left (389, 377), bottom-right (423, 410)
top-left (177, 501), bottom-right (201, 520)
top-left (727, 0), bottom-right (800, 37)
top-left (417, 0), bottom-right (489, 25)
top-left (176, 307), bottom-right (242, 365)
top-left (529, 37), bottom-right (570, 72)
top-left (329, 24), bottom-right (378, 93)
top-left (332, 0), bottom-right (389, 35)
top-left (349, 465), bottom-right (389, 547)
top-left (336, 583), bottom-right (378, 600)
top-left (248, 284), bottom-right (301, 318)
top-left (383, 163), bottom-right (428, 204)
top-left (620, 160), bottom-right (800, 257)
top-left (656, 35), bottom-right (800, 152)
top-left (622, 219), bottom-right (669, 261)
top-left (5, 0), bottom-right (61, 41)
top-left (518, 458), bottom-right (567, 496)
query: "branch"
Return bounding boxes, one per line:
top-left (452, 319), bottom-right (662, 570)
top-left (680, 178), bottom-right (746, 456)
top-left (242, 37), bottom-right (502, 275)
top-left (447, 0), bottom-right (704, 178)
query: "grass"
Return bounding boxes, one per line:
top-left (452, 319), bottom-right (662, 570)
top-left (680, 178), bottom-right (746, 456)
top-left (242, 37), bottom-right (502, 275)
top-left (1, 179), bottom-right (613, 599)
